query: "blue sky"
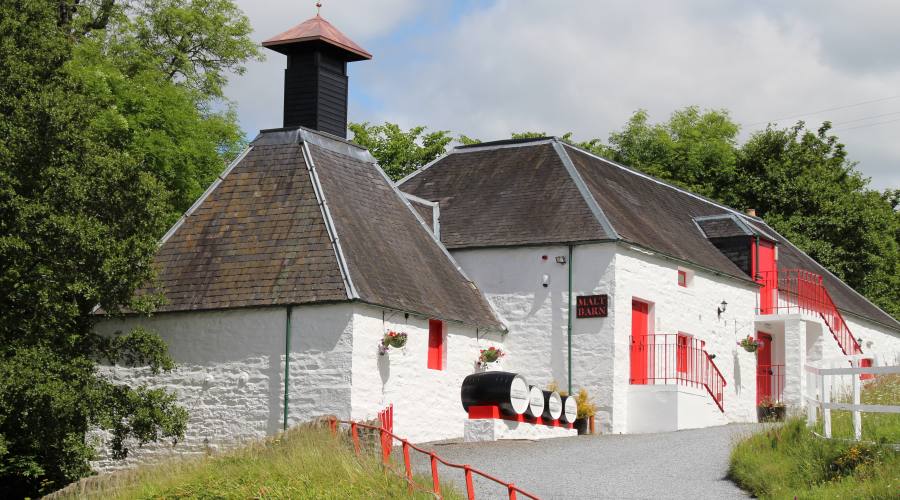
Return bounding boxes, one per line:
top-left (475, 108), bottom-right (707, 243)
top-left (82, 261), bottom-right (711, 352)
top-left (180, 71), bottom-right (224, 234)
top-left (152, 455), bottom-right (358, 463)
top-left (228, 0), bottom-right (900, 190)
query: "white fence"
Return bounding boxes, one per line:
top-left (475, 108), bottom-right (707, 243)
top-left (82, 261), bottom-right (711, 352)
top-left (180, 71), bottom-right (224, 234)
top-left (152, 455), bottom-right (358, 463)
top-left (804, 363), bottom-right (900, 441)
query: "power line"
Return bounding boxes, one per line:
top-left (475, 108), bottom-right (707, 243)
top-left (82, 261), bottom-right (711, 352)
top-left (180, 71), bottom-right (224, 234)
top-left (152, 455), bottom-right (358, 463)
top-left (833, 110), bottom-right (900, 126)
top-left (745, 95), bottom-right (900, 127)
top-left (833, 117), bottom-right (900, 133)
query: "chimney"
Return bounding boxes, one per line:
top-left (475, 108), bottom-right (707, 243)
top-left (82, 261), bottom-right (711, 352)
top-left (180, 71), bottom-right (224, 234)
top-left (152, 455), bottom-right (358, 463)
top-left (746, 208), bottom-right (757, 217)
top-left (262, 12), bottom-right (372, 138)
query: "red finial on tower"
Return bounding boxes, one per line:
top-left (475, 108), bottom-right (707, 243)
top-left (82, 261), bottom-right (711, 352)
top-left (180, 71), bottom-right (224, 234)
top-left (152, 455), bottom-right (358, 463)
top-left (316, 2), bottom-right (322, 15)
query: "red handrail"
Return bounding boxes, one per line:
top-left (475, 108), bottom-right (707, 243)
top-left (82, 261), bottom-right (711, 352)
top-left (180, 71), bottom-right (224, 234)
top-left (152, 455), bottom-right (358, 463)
top-left (327, 416), bottom-right (540, 500)
top-left (758, 269), bottom-right (862, 355)
top-left (630, 334), bottom-right (726, 412)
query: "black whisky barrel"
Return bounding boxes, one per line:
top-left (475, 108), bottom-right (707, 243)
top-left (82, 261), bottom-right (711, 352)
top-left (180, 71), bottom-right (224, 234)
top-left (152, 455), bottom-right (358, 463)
top-left (542, 390), bottom-right (563, 420)
top-left (525, 386), bottom-right (545, 418)
top-left (460, 371), bottom-right (530, 415)
top-left (559, 395), bottom-right (578, 423)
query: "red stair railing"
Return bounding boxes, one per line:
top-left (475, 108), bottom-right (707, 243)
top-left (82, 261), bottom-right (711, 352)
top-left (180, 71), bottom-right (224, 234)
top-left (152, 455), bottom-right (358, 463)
top-left (328, 413), bottom-right (540, 500)
top-left (758, 269), bottom-right (862, 355)
top-left (629, 334), bottom-right (726, 412)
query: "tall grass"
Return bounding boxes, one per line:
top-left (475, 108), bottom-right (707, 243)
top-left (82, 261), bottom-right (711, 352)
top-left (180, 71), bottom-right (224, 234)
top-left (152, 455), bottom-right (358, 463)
top-left (50, 424), bottom-right (463, 499)
top-left (813, 374), bottom-right (900, 443)
top-left (729, 374), bottom-right (900, 499)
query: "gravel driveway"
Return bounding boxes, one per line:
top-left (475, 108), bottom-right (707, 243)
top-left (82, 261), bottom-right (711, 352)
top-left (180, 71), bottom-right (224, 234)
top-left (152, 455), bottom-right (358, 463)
top-left (407, 424), bottom-right (762, 499)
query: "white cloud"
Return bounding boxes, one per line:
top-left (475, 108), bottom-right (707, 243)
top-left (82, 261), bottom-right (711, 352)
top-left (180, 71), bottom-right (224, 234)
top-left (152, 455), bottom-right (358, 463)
top-left (225, 0), bottom-right (900, 189)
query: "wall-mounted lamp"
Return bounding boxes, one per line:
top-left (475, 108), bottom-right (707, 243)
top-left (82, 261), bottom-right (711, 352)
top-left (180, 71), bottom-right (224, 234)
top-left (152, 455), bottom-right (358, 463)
top-left (555, 256), bottom-right (567, 265)
top-left (542, 274), bottom-right (550, 288)
top-left (717, 300), bottom-right (728, 319)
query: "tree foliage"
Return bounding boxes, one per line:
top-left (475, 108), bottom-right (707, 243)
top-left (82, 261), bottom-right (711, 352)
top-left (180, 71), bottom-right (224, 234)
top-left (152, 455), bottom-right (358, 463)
top-left (349, 122), bottom-right (453, 180)
top-left (0, 0), bottom-right (257, 495)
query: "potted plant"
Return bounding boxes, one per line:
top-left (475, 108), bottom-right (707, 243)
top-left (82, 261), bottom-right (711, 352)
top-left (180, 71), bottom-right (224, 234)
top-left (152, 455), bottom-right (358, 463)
top-left (738, 335), bottom-right (760, 353)
top-left (378, 330), bottom-right (408, 355)
top-left (573, 388), bottom-right (597, 435)
top-left (757, 398), bottom-right (786, 421)
top-left (476, 346), bottom-right (505, 369)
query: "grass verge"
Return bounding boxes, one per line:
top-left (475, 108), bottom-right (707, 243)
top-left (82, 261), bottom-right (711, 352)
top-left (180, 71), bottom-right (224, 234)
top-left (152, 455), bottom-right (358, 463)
top-left (50, 424), bottom-right (463, 499)
top-left (812, 374), bottom-right (900, 443)
top-left (729, 374), bottom-right (900, 499)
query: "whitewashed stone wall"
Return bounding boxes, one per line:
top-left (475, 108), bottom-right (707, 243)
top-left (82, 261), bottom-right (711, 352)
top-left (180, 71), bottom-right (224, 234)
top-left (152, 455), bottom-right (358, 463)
top-left (350, 304), bottom-right (503, 443)
top-left (90, 303), bottom-right (358, 472)
top-left (451, 244), bottom-right (617, 431)
top-left (91, 308), bottom-right (286, 471)
top-left (612, 246), bottom-right (760, 432)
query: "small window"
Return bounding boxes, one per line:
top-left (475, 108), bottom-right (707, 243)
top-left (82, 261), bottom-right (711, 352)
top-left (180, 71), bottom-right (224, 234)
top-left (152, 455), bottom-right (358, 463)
top-left (427, 319), bottom-right (446, 370)
top-left (678, 270), bottom-right (687, 287)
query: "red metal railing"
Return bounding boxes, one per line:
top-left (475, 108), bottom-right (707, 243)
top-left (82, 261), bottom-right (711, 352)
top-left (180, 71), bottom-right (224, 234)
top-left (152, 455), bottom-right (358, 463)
top-left (758, 269), bottom-right (862, 355)
top-left (756, 364), bottom-right (785, 404)
top-left (630, 334), bottom-right (726, 412)
top-left (327, 414), bottom-right (539, 500)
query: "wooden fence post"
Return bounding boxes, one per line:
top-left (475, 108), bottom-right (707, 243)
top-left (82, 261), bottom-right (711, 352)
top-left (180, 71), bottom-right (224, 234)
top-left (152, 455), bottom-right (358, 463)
top-left (852, 362), bottom-right (862, 441)
top-left (806, 369), bottom-right (817, 427)
top-left (822, 374), bottom-right (831, 439)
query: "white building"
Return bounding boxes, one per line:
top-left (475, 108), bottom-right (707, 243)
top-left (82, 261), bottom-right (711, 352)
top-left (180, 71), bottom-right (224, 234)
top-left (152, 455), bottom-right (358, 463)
top-left (93, 13), bottom-right (900, 468)
top-left (399, 138), bottom-right (900, 434)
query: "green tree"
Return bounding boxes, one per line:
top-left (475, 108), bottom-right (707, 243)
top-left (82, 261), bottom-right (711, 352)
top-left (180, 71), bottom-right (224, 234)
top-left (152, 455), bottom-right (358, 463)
top-left (734, 123), bottom-right (900, 317)
top-left (349, 122), bottom-right (453, 180)
top-left (599, 107), bottom-right (741, 203)
top-left (0, 0), bottom-right (258, 495)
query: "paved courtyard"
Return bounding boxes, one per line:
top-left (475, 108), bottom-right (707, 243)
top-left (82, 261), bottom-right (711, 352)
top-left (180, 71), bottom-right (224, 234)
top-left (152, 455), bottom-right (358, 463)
top-left (409, 424), bottom-right (762, 499)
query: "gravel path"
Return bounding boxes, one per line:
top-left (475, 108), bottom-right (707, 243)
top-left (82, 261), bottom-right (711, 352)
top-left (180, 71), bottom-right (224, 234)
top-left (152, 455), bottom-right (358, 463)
top-left (406, 424), bottom-right (762, 499)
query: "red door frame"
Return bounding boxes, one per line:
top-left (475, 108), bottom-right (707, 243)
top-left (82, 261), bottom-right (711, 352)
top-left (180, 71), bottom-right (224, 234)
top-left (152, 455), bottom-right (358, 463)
top-left (630, 300), bottom-right (650, 384)
top-left (752, 238), bottom-right (777, 314)
top-left (756, 332), bottom-right (773, 404)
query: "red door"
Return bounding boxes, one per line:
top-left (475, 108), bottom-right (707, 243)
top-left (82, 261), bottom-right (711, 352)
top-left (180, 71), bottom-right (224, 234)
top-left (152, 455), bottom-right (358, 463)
top-left (754, 239), bottom-right (777, 314)
top-left (756, 332), bottom-right (773, 404)
top-left (630, 300), bottom-right (650, 384)
top-left (676, 333), bottom-right (690, 376)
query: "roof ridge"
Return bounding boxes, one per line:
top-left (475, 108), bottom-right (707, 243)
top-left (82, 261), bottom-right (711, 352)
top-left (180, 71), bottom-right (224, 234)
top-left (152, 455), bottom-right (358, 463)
top-left (552, 139), bottom-right (619, 240)
top-left (300, 139), bottom-right (357, 299)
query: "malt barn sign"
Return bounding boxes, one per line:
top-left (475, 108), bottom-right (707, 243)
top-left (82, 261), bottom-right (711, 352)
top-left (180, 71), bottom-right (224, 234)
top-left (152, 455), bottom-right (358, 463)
top-left (576, 294), bottom-right (608, 318)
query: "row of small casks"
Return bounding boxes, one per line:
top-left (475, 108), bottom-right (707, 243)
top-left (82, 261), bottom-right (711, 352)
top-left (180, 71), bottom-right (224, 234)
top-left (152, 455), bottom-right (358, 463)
top-left (460, 371), bottom-right (577, 423)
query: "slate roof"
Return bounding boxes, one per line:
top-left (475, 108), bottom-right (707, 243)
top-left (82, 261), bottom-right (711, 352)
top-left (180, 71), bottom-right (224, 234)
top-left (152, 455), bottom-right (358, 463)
top-left (399, 137), bottom-right (900, 332)
top-left (397, 141), bottom-right (610, 248)
top-left (140, 127), bottom-right (502, 330)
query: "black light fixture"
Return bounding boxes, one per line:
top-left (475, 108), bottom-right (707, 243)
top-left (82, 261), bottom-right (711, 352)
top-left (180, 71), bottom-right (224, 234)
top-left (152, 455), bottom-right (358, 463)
top-left (555, 255), bottom-right (567, 265)
top-left (717, 300), bottom-right (728, 319)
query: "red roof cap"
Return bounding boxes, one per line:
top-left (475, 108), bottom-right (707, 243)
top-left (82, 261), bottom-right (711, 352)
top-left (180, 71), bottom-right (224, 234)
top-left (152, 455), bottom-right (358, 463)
top-left (262, 15), bottom-right (372, 61)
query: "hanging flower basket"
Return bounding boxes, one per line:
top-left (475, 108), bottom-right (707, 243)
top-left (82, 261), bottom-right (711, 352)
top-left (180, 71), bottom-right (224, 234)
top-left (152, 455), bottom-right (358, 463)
top-left (738, 336), bottom-right (760, 353)
top-left (476, 346), bottom-right (505, 368)
top-left (378, 331), bottom-right (408, 355)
